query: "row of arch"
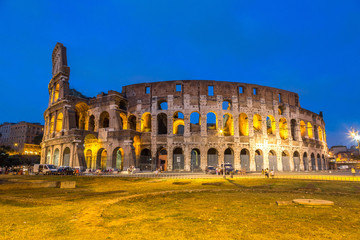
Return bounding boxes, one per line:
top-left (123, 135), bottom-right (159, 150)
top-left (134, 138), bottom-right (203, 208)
top-left (46, 144), bottom-right (326, 172)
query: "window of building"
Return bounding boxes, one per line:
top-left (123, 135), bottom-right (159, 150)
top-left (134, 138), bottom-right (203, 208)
top-left (145, 86), bottom-right (150, 94)
top-left (279, 93), bottom-right (282, 102)
top-left (176, 84), bottom-right (182, 92)
top-left (239, 86), bottom-right (244, 94)
top-left (208, 86), bottom-right (214, 96)
top-left (253, 88), bottom-right (257, 95)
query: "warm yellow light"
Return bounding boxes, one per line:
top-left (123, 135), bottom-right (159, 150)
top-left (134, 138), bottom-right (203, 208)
top-left (14, 143), bottom-right (18, 147)
top-left (219, 129), bottom-right (223, 134)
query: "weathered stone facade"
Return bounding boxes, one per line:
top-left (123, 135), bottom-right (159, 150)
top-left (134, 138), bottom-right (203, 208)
top-left (41, 43), bottom-right (328, 172)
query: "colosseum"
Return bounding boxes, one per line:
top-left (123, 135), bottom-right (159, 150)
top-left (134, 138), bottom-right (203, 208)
top-left (41, 43), bottom-right (329, 172)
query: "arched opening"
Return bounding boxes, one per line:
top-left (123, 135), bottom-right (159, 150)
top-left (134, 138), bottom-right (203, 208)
top-left (317, 153), bottom-right (322, 170)
top-left (112, 148), bottom-right (124, 170)
top-left (291, 119), bottom-right (297, 140)
top-left (191, 148), bottom-right (201, 171)
top-left (173, 111), bottom-right (184, 135)
top-left (278, 106), bottom-right (283, 115)
top-left (173, 148), bottom-right (184, 170)
top-left (255, 149), bottom-right (263, 171)
top-left (222, 100), bottom-right (231, 110)
top-left (99, 111), bottom-right (110, 128)
top-left (307, 122), bottom-right (314, 139)
top-left (293, 151), bottom-right (300, 171)
top-left (55, 113), bottom-right (63, 133)
top-left (75, 102), bottom-right (89, 130)
top-left (253, 114), bottom-right (262, 132)
top-left (119, 100), bottom-right (127, 111)
top-left (158, 100), bottom-right (168, 110)
top-left (223, 113), bottom-right (233, 136)
top-left (207, 148), bottom-right (218, 167)
top-left (128, 115), bottom-right (137, 131)
top-left (318, 126), bottom-right (323, 141)
top-left (63, 147), bottom-right (70, 166)
top-left (54, 83), bottom-right (59, 102)
top-left (53, 148), bottom-right (59, 166)
top-left (207, 112), bottom-right (217, 132)
top-left (224, 148), bottom-right (234, 166)
top-left (140, 149), bottom-right (152, 171)
top-left (310, 153), bottom-right (316, 171)
top-left (85, 149), bottom-right (92, 169)
top-left (322, 154), bottom-right (326, 170)
top-left (268, 150), bottom-right (277, 171)
top-left (279, 118), bottom-right (288, 140)
top-left (119, 113), bottom-right (127, 130)
top-left (88, 115), bottom-right (95, 131)
top-left (303, 152), bottom-right (308, 171)
top-left (141, 112), bottom-right (152, 132)
top-left (282, 151), bottom-right (290, 171)
top-left (239, 113), bottom-right (249, 136)
top-left (50, 115), bottom-right (55, 133)
top-left (46, 149), bottom-right (51, 164)
top-left (266, 115), bottom-right (276, 135)
top-left (300, 121), bottom-right (306, 138)
top-left (157, 148), bottom-right (167, 171)
top-left (157, 113), bottom-right (167, 134)
top-left (240, 149), bottom-right (250, 171)
top-left (190, 112), bottom-right (201, 133)
top-left (96, 148), bottom-right (107, 170)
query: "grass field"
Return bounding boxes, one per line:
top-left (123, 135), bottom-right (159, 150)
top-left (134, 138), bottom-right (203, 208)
top-left (0, 175), bottom-right (359, 240)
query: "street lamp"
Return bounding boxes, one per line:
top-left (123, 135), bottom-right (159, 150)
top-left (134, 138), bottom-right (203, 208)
top-left (219, 129), bottom-right (226, 179)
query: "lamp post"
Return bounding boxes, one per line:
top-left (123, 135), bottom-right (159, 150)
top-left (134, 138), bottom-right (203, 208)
top-left (219, 129), bottom-right (226, 179)
top-left (351, 130), bottom-right (360, 156)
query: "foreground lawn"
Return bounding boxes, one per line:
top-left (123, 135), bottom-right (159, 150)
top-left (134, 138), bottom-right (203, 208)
top-left (0, 176), bottom-right (359, 240)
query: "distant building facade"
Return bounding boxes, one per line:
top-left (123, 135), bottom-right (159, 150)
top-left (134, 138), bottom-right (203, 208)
top-left (0, 121), bottom-right (43, 155)
top-left (41, 43), bottom-right (329, 171)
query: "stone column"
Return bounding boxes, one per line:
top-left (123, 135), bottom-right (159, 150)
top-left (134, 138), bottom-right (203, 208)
top-left (123, 140), bottom-right (135, 169)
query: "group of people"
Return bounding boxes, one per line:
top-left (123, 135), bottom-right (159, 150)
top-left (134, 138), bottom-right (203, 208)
top-left (262, 168), bottom-right (275, 178)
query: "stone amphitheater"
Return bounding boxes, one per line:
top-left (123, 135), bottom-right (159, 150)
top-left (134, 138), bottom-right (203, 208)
top-left (41, 43), bottom-right (328, 172)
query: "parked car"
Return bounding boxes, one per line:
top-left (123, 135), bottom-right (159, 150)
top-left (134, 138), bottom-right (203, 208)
top-left (205, 166), bottom-right (216, 174)
top-left (220, 163), bottom-right (234, 175)
top-left (33, 164), bottom-right (57, 175)
top-left (56, 166), bottom-right (74, 175)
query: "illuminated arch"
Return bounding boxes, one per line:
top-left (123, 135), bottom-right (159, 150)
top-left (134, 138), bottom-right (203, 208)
top-left (54, 83), bottom-right (59, 102)
top-left (173, 111), bottom-right (184, 135)
top-left (318, 126), bottom-right (323, 141)
top-left (141, 112), bottom-right (152, 132)
top-left (307, 122), bottom-right (313, 139)
top-left (50, 115), bottom-right (55, 133)
top-left (300, 121), bottom-right (306, 137)
top-left (119, 113), bottom-right (127, 130)
top-left (223, 113), bottom-right (233, 136)
top-left (75, 102), bottom-right (89, 130)
top-left (85, 149), bottom-right (92, 169)
top-left (253, 114), bottom-right (262, 132)
top-left (55, 113), bottom-right (63, 132)
top-left (239, 113), bottom-right (249, 136)
top-left (279, 118), bottom-right (288, 140)
top-left (113, 147), bottom-right (124, 170)
top-left (266, 115), bottom-right (276, 135)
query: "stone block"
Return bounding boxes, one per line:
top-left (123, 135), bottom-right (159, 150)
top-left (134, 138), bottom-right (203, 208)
top-left (60, 181), bottom-right (76, 189)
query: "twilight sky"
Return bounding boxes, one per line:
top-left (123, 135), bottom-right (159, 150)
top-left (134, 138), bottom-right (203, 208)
top-left (1, 0), bottom-right (360, 147)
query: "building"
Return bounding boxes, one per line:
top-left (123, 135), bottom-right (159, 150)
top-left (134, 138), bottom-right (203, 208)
top-left (41, 43), bottom-right (328, 171)
top-left (0, 121), bottom-right (43, 155)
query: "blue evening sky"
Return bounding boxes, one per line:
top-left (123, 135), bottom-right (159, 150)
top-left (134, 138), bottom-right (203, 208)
top-left (1, 0), bottom-right (359, 147)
